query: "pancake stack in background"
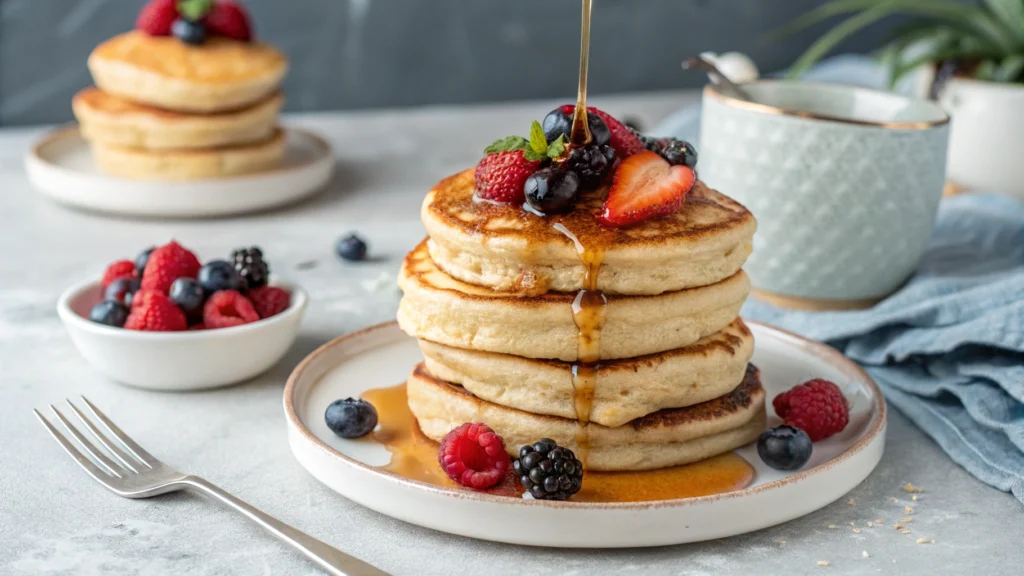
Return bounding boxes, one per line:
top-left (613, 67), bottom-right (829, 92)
top-left (397, 168), bottom-right (765, 472)
top-left (72, 1), bottom-right (288, 180)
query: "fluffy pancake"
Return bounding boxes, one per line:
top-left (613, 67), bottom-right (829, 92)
top-left (423, 170), bottom-right (755, 296)
top-left (418, 318), bottom-right (754, 427)
top-left (408, 363), bottom-right (767, 471)
top-left (91, 129), bottom-right (285, 180)
top-left (88, 32), bottom-right (288, 113)
top-left (397, 240), bottom-right (749, 361)
top-left (73, 87), bottom-right (282, 150)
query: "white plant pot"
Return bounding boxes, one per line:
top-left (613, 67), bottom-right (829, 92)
top-left (922, 73), bottom-right (1024, 199)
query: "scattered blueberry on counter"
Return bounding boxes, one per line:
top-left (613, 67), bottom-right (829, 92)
top-left (757, 425), bottom-right (813, 471)
top-left (336, 234), bottom-right (368, 262)
top-left (325, 398), bottom-right (379, 438)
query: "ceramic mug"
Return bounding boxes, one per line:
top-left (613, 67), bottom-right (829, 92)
top-left (699, 80), bottom-right (950, 309)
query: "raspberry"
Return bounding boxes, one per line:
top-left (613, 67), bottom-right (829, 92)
top-left (136, 0), bottom-right (178, 36)
top-left (141, 241), bottom-right (201, 294)
top-left (203, 290), bottom-right (259, 329)
top-left (124, 291), bottom-right (186, 332)
top-left (437, 422), bottom-right (510, 489)
top-left (247, 286), bottom-right (290, 319)
top-left (204, 1), bottom-right (252, 41)
top-left (587, 107), bottom-right (647, 159)
top-left (773, 379), bottom-right (850, 442)
top-left (101, 260), bottom-right (137, 288)
top-left (474, 150), bottom-right (541, 204)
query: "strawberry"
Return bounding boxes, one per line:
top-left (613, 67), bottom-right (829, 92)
top-left (136, 0), bottom-right (178, 36)
top-left (474, 121), bottom-right (565, 204)
top-left (598, 151), bottom-right (695, 228)
top-left (474, 150), bottom-right (541, 204)
top-left (204, 1), bottom-right (252, 41)
top-left (587, 107), bottom-right (647, 159)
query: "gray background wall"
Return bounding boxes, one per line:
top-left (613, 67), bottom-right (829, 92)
top-left (0, 0), bottom-right (899, 126)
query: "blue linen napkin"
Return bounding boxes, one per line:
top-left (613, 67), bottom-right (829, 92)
top-left (657, 56), bottom-right (1024, 503)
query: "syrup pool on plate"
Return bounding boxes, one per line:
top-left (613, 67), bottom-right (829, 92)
top-left (361, 384), bottom-right (756, 503)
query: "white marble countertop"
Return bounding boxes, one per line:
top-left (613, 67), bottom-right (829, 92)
top-left (1, 92), bottom-right (1021, 576)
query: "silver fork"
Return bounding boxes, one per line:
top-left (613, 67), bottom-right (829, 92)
top-left (35, 397), bottom-right (389, 576)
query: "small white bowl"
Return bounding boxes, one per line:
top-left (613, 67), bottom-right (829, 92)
top-left (57, 279), bottom-right (307, 391)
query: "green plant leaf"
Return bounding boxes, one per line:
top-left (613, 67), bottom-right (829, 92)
top-left (783, 0), bottom-right (1022, 77)
top-left (177, 0), bottom-right (214, 21)
top-left (983, 0), bottom-right (1024, 46)
top-left (991, 54), bottom-right (1024, 81)
top-left (483, 136), bottom-right (528, 155)
top-left (528, 121), bottom-right (548, 156)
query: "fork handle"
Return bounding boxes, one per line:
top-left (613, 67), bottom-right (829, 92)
top-left (181, 476), bottom-right (389, 576)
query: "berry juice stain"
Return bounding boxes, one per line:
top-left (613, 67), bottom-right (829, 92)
top-left (360, 384), bottom-right (754, 502)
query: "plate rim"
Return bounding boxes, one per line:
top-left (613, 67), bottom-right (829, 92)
top-left (283, 319), bottom-right (886, 510)
top-left (26, 124), bottom-right (333, 184)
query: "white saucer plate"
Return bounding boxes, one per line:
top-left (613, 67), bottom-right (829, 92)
top-left (284, 321), bottom-right (886, 548)
top-left (25, 126), bottom-right (334, 218)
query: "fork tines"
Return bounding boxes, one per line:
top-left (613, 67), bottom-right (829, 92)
top-left (34, 397), bottom-right (155, 484)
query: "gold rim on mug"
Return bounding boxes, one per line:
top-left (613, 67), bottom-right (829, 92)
top-left (704, 81), bottom-right (950, 130)
top-left (283, 320), bottom-right (887, 510)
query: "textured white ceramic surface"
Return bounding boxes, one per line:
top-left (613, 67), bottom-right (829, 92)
top-left (284, 321), bottom-right (886, 548)
top-left (940, 78), bottom-right (1024, 200)
top-left (25, 126), bottom-right (334, 218)
top-left (58, 279), bottom-right (307, 390)
top-left (699, 82), bottom-right (950, 301)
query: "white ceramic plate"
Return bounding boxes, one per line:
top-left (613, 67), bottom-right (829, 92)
top-left (25, 126), bottom-right (334, 218)
top-left (284, 321), bottom-right (886, 548)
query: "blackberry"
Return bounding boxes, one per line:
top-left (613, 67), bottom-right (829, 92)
top-left (564, 144), bottom-right (615, 190)
top-left (232, 246), bottom-right (269, 289)
top-left (513, 438), bottom-right (583, 501)
top-left (658, 139), bottom-right (698, 169)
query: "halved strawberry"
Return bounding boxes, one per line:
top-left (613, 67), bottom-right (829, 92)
top-left (598, 151), bottom-right (695, 228)
top-left (587, 107), bottom-right (647, 159)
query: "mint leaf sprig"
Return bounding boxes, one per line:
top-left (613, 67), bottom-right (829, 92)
top-left (178, 0), bottom-right (214, 21)
top-left (483, 121), bottom-right (566, 162)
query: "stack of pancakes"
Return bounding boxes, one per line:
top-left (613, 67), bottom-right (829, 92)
top-left (72, 31), bottom-right (288, 180)
top-left (397, 169), bottom-right (766, 472)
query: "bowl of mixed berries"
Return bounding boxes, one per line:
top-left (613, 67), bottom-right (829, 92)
top-left (57, 240), bottom-right (307, 390)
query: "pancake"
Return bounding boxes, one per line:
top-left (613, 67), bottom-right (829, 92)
top-left (88, 32), bottom-right (288, 113)
top-left (91, 129), bottom-right (285, 180)
top-left (73, 87), bottom-right (282, 150)
top-left (418, 318), bottom-right (754, 427)
top-left (422, 169), bottom-right (755, 296)
top-left (397, 240), bottom-right (750, 361)
top-left (408, 363), bottom-right (767, 471)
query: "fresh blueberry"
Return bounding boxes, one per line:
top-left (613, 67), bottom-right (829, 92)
top-left (541, 106), bottom-right (610, 147)
top-left (89, 300), bottom-right (129, 328)
top-left (757, 425), bottom-right (812, 471)
top-left (172, 18), bottom-right (206, 45)
top-left (135, 247), bottom-right (155, 277)
top-left (324, 398), bottom-right (378, 438)
top-left (104, 277), bottom-right (140, 305)
top-left (197, 260), bottom-right (244, 293)
top-left (169, 277), bottom-right (206, 317)
top-left (524, 166), bottom-right (580, 214)
top-left (336, 234), bottom-right (368, 262)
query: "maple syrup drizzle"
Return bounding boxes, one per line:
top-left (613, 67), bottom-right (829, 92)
top-left (360, 383), bottom-right (755, 502)
top-left (569, 0), bottom-right (594, 148)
